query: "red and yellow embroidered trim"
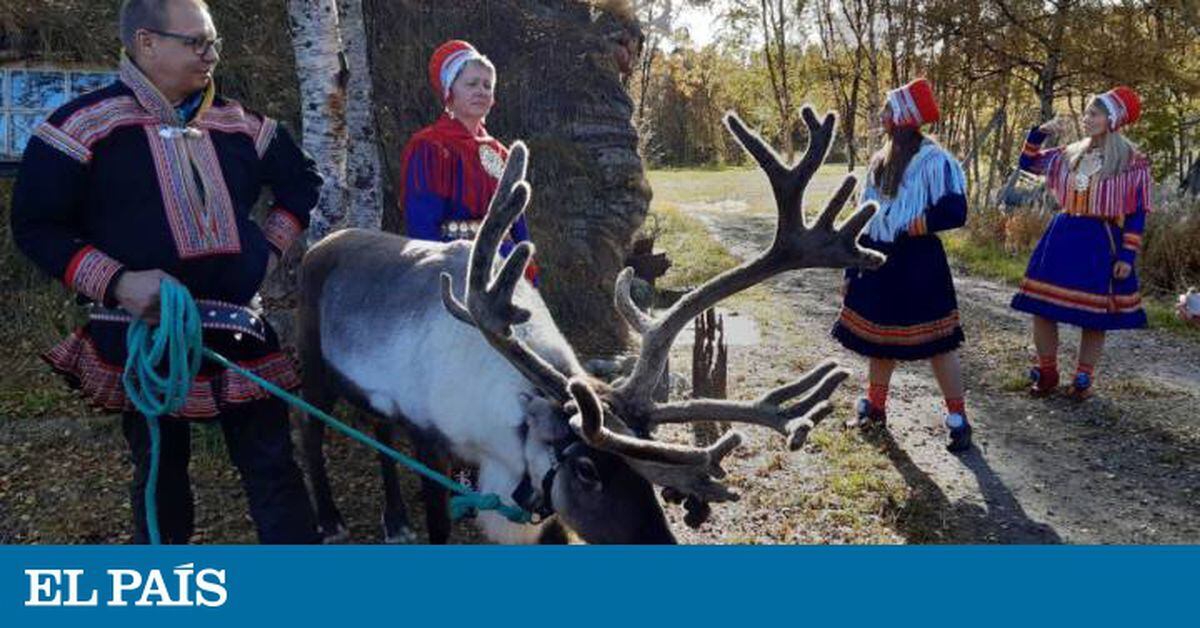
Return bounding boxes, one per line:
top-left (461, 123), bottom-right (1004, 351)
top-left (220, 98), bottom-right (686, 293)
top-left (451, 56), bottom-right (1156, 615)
top-left (1018, 278), bottom-right (1142, 314)
top-left (262, 208), bottom-right (303, 254)
top-left (837, 307), bottom-right (961, 346)
top-left (907, 215), bottom-right (928, 236)
top-left (64, 246), bottom-right (123, 303)
top-left (44, 331), bottom-right (300, 419)
top-left (33, 122), bottom-right (92, 164)
top-left (196, 101), bottom-right (277, 159)
top-left (144, 127), bottom-right (242, 259)
top-left (1122, 232), bottom-right (1142, 252)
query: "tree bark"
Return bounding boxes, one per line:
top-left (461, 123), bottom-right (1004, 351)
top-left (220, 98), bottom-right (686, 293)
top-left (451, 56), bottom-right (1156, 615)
top-left (337, 0), bottom-right (383, 230)
top-left (287, 0), bottom-right (349, 245)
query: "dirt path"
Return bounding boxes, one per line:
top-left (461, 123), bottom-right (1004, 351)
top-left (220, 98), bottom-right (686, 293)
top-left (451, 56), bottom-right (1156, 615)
top-left (677, 205), bottom-right (1200, 544)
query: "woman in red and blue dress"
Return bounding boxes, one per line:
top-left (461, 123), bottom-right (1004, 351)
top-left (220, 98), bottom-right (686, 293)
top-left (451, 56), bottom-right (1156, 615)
top-left (398, 40), bottom-right (538, 282)
top-left (1011, 86), bottom-right (1151, 400)
top-left (832, 78), bottom-right (972, 453)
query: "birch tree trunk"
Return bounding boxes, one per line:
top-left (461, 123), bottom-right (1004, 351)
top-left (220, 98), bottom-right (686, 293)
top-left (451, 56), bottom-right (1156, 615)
top-left (337, 0), bottom-right (383, 230)
top-left (287, 0), bottom-right (349, 245)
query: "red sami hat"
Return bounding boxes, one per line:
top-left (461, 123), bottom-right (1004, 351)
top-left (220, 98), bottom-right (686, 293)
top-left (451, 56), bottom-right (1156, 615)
top-left (887, 78), bottom-right (940, 128)
top-left (428, 40), bottom-right (486, 103)
top-left (1096, 86), bottom-right (1142, 130)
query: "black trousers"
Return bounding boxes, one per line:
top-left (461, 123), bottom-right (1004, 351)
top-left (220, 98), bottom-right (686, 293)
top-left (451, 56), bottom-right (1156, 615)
top-left (122, 398), bottom-right (319, 544)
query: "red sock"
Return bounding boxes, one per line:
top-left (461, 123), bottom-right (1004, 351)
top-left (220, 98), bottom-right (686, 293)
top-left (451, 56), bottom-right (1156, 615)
top-left (867, 383), bottom-right (889, 412)
top-left (945, 397), bottom-right (966, 415)
top-left (1038, 354), bottom-right (1058, 372)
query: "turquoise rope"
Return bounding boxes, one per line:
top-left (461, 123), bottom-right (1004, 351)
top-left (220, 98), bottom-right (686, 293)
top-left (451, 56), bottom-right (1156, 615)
top-left (122, 279), bottom-right (203, 544)
top-left (122, 280), bottom-right (529, 545)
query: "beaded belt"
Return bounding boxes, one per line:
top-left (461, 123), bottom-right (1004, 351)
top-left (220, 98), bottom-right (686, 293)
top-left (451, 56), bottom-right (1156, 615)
top-left (89, 298), bottom-right (268, 342)
top-left (441, 219), bottom-right (518, 245)
top-left (442, 220), bottom-right (483, 240)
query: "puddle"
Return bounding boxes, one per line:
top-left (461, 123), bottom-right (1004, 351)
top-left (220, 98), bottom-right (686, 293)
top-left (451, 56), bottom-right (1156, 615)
top-left (670, 307), bottom-right (761, 349)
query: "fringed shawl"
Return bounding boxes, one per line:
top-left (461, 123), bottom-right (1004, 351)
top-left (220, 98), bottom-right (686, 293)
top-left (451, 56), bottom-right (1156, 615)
top-left (1044, 150), bottom-right (1153, 218)
top-left (398, 114), bottom-right (508, 219)
top-left (863, 140), bottom-right (966, 242)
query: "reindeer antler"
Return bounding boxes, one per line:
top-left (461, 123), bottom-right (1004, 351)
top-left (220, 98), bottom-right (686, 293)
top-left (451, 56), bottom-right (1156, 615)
top-left (598, 108), bottom-right (885, 503)
top-left (615, 108), bottom-right (882, 408)
top-left (441, 142), bottom-right (572, 404)
top-left (645, 360), bottom-right (847, 451)
top-left (567, 379), bottom-right (741, 503)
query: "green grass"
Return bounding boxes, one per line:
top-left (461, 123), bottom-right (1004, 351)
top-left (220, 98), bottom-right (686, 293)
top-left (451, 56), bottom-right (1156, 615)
top-left (648, 164), bottom-right (851, 214)
top-left (647, 201), bottom-right (785, 329)
top-left (1147, 300), bottom-right (1200, 339)
top-left (942, 234), bottom-right (1027, 284)
top-left (650, 202), bottom-right (740, 291)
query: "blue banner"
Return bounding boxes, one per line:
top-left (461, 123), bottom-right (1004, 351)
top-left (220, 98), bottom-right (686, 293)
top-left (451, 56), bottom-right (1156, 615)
top-left (1, 546), bottom-right (1195, 626)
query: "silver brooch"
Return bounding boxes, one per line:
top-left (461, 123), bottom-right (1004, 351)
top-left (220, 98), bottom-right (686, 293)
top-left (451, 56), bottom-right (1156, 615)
top-left (479, 144), bottom-right (506, 180)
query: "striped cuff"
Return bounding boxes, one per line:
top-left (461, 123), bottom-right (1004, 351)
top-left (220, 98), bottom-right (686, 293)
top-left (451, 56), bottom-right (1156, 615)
top-left (1122, 232), bottom-right (1142, 253)
top-left (907, 215), bottom-right (929, 237)
top-left (64, 246), bottom-right (124, 303)
top-left (262, 207), bottom-right (304, 254)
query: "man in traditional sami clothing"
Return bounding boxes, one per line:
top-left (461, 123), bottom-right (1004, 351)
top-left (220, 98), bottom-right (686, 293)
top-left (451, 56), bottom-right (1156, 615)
top-left (10, 0), bottom-right (320, 543)
top-left (1011, 86), bottom-right (1151, 401)
top-left (397, 39), bottom-right (539, 283)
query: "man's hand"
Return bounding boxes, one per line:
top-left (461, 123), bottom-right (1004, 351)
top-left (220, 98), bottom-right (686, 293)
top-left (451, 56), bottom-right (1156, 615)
top-left (1113, 261), bottom-right (1132, 280)
top-left (113, 269), bottom-right (176, 325)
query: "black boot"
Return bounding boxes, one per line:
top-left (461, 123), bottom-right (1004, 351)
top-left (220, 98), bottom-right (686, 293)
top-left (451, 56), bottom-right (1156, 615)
top-left (945, 412), bottom-right (972, 453)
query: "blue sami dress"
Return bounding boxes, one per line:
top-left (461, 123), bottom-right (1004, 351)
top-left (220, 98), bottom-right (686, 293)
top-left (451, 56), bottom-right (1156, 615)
top-left (832, 140), bottom-right (968, 361)
top-left (1009, 128), bottom-right (1150, 330)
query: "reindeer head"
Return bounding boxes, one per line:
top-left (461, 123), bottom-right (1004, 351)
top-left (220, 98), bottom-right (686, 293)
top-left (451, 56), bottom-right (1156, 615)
top-left (442, 107), bottom-right (884, 544)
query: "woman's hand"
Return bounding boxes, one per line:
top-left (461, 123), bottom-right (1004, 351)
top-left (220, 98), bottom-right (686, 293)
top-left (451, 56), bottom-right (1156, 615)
top-left (1038, 115), bottom-right (1070, 136)
top-left (839, 279), bottom-right (849, 298)
top-left (1112, 261), bottom-right (1132, 280)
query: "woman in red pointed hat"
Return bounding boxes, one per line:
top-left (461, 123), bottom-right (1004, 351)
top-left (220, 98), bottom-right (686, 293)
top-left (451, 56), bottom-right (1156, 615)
top-left (397, 39), bottom-right (538, 282)
top-left (1012, 86), bottom-right (1152, 401)
top-left (832, 78), bottom-right (974, 453)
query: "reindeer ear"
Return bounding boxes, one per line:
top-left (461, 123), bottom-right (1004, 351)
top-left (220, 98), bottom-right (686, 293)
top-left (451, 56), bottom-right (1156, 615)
top-left (523, 393), bottom-right (571, 442)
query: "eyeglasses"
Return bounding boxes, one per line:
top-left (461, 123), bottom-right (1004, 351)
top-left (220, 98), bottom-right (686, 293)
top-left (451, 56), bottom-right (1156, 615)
top-left (144, 28), bottom-right (222, 56)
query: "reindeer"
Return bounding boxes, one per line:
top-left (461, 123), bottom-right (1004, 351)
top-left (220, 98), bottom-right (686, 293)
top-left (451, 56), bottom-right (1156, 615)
top-left (296, 108), bottom-right (884, 544)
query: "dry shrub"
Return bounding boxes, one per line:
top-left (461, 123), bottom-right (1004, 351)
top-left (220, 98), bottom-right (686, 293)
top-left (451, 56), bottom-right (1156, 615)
top-left (966, 205), bottom-right (1008, 247)
top-left (1002, 209), bottom-right (1051, 254)
top-left (1140, 191), bottom-right (1200, 296)
top-left (966, 204), bottom-right (1049, 256)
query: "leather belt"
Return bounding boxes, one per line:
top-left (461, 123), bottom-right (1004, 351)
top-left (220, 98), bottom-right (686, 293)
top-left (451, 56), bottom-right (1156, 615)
top-left (89, 298), bottom-right (267, 342)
